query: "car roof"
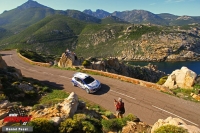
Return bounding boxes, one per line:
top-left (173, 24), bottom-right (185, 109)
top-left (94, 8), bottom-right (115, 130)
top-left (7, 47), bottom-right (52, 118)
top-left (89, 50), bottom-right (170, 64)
top-left (74, 72), bottom-right (89, 80)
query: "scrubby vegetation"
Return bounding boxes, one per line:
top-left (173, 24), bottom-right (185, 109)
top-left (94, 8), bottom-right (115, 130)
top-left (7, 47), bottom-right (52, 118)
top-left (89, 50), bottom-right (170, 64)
top-left (101, 114), bottom-right (136, 132)
top-left (59, 114), bottom-right (102, 133)
top-left (82, 60), bottom-right (91, 67)
top-left (154, 124), bottom-right (188, 133)
top-left (18, 49), bottom-right (57, 63)
top-left (171, 84), bottom-right (200, 102)
top-left (28, 118), bottom-right (58, 133)
top-left (156, 76), bottom-right (168, 85)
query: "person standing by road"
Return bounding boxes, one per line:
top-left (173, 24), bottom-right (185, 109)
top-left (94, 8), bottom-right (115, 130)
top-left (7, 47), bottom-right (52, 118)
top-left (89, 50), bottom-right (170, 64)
top-left (114, 97), bottom-right (125, 118)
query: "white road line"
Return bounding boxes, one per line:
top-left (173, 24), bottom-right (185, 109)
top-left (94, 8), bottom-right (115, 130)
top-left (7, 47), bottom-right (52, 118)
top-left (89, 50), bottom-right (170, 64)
top-left (48, 73), bottom-right (54, 75)
top-left (110, 90), bottom-right (136, 100)
top-left (28, 69), bottom-right (37, 72)
top-left (20, 67), bottom-right (26, 69)
top-left (58, 75), bottom-right (71, 80)
top-left (10, 55), bottom-right (20, 67)
top-left (152, 105), bottom-right (199, 126)
top-left (42, 72), bottom-right (48, 74)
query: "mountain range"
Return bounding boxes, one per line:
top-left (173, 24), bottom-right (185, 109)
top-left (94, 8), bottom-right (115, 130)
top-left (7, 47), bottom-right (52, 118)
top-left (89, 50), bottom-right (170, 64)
top-left (0, 0), bottom-right (200, 61)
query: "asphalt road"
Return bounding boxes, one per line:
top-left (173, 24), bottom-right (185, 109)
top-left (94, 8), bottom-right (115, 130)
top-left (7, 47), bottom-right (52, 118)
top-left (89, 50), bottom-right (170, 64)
top-left (1, 50), bottom-right (200, 126)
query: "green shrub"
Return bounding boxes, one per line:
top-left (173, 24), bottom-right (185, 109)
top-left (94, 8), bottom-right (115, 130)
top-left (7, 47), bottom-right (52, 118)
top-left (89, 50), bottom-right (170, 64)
top-left (28, 118), bottom-right (57, 133)
top-left (42, 86), bottom-right (52, 92)
top-left (39, 90), bottom-right (69, 106)
top-left (103, 111), bottom-right (114, 118)
top-left (101, 118), bottom-right (125, 132)
top-left (82, 60), bottom-right (91, 67)
top-left (123, 113), bottom-right (136, 121)
top-left (154, 125), bottom-right (188, 133)
top-left (0, 93), bottom-right (6, 100)
top-left (101, 114), bottom-right (137, 132)
top-left (59, 114), bottom-right (102, 133)
top-left (82, 121), bottom-right (97, 133)
top-left (25, 90), bottom-right (38, 98)
top-left (32, 104), bottom-right (45, 110)
top-left (157, 76), bottom-right (168, 85)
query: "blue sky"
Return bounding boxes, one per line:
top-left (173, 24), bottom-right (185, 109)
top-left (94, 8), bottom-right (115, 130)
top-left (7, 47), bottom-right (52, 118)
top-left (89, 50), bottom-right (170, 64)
top-left (0, 0), bottom-right (199, 16)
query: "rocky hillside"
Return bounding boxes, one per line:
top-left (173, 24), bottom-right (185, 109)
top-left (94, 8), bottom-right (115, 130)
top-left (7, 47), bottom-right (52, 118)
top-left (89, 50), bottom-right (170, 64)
top-left (76, 24), bottom-right (200, 62)
top-left (83, 57), bottom-right (166, 83)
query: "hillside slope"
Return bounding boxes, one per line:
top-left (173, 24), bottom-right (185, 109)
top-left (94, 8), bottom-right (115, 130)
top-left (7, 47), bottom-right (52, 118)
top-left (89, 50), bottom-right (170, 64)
top-left (0, 15), bottom-right (87, 55)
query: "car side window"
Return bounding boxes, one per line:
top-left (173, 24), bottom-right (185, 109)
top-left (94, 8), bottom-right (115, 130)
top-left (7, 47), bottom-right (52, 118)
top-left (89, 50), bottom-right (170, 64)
top-left (75, 77), bottom-right (78, 80)
top-left (76, 78), bottom-right (83, 84)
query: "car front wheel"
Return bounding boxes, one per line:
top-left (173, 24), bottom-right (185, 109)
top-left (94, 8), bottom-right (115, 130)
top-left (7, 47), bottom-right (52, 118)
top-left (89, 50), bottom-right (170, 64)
top-left (85, 88), bottom-right (90, 94)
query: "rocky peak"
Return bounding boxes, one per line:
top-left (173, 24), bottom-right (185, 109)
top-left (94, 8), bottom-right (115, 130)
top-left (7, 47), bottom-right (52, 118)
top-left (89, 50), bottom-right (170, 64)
top-left (17, 0), bottom-right (50, 10)
top-left (176, 15), bottom-right (192, 20)
top-left (83, 9), bottom-right (111, 19)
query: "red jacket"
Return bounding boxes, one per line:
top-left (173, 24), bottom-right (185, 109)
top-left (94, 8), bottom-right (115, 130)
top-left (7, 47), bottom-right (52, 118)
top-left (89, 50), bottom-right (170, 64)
top-left (116, 102), bottom-right (124, 111)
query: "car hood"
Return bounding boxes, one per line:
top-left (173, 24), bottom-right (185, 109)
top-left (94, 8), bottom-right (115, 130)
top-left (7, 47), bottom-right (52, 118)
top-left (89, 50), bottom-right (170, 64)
top-left (87, 80), bottom-right (100, 88)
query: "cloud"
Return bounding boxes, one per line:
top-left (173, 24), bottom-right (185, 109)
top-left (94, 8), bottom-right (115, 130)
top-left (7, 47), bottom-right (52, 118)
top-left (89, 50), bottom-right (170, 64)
top-left (165, 0), bottom-right (185, 2)
top-left (150, 3), bottom-right (156, 5)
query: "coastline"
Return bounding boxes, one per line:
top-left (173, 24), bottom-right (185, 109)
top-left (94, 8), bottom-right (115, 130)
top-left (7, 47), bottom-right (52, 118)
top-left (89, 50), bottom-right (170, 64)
top-left (126, 61), bottom-right (200, 75)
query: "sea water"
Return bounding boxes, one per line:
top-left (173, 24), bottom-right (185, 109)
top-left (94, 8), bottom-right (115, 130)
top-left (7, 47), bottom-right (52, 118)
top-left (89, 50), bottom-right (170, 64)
top-left (127, 61), bottom-right (200, 75)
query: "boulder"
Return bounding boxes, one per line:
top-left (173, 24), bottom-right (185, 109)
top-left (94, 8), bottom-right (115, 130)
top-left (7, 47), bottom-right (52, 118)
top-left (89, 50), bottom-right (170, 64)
top-left (7, 68), bottom-right (23, 80)
top-left (58, 53), bottom-right (74, 68)
top-left (163, 66), bottom-right (197, 89)
top-left (0, 110), bottom-right (8, 119)
top-left (122, 121), bottom-right (151, 133)
top-left (190, 93), bottom-right (200, 101)
top-left (86, 57), bottom-right (166, 83)
top-left (0, 100), bottom-right (12, 109)
top-left (18, 83), bottom-right (33, 91)
top-left (58, 52), bottom-right (81, 68)
top-left (61, 92), bottom-right (79, 118)
top-left (91, 61), bottom-right (105, 71)
top-left (29, 92), bottom-right (79, 120)
top-left (195, 75), bottom-right (200, 85)
top-left (151, 116), bottom-right (200, 133)
top-left (50, 117), bottom-right (62, 126)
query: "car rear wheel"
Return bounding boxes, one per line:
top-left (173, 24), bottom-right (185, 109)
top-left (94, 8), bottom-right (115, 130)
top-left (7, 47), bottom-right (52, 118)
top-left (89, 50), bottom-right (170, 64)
top-left (72, 82), bottom-right (76, 87)
top-left (85, 88), bottom-right (90, 94)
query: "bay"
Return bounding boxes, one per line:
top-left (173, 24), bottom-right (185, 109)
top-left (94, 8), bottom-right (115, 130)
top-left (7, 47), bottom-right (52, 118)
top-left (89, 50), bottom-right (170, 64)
top-left (127, 61), bottom-right (200, 75)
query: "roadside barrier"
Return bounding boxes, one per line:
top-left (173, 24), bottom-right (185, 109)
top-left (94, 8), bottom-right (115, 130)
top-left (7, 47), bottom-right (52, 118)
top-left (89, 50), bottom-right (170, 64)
top-left (18, 53), bottom-right (51, 67)
top-left (82, 68), bottom-right (172, 93)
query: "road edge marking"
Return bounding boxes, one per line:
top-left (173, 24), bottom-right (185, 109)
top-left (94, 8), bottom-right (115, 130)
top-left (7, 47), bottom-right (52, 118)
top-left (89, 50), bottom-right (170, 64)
top-left (110, 90), bottom-right (136, 100)
top-left (152, 105), bottom-right (199, 126)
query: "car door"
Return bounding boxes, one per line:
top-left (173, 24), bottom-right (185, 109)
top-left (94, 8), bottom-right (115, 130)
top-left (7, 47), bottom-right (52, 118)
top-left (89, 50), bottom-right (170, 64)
top-left (76, 78), bottom-right (85, 89)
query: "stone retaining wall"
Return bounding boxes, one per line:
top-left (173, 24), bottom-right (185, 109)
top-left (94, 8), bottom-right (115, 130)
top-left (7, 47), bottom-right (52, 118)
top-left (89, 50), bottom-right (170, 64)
top-left (82, 68), bottom-right (172, 93)
top-left (18, 52), bottom-right (51, 67)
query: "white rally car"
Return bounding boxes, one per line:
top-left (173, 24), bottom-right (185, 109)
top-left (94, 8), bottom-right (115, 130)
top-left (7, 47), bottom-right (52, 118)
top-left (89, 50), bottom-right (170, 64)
top-left (71, 72), bottom-right (101, 94)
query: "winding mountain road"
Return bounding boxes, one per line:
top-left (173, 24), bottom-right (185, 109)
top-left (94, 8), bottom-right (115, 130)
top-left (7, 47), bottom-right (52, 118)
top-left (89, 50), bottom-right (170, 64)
top-left (1, 50), bottom-right (200, 126)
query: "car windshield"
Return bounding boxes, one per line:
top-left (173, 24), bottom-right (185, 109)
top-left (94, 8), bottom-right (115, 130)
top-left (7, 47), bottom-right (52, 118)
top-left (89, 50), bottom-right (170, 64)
top-left (83, 76), bottom-right (95, 84)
